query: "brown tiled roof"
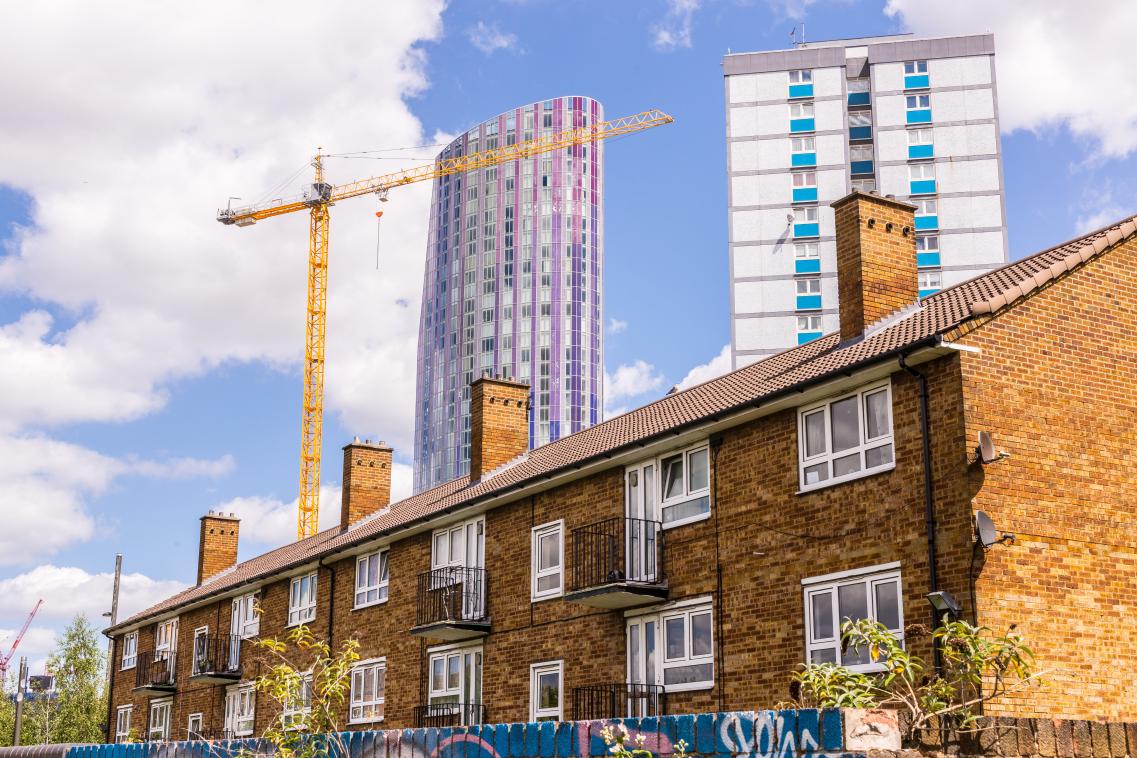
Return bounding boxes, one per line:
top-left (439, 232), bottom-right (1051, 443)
top-left (109, 214), bottom-right (1137, 634)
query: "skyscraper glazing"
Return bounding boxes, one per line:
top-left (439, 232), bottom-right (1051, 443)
top-left (414, 97), bottom-right (605, 492)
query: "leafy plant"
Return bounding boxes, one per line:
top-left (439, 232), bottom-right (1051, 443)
top-left (600, 723), bottom-right (688, 758)
top-left (790, 617), bottom-right (1044, 734)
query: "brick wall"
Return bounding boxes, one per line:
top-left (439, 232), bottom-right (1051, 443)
top-left (197, 513), bottom-right (239, 585)
top-left (341, 440), bottom-right (394, 528)
top-left (469, 376), bottom-right (531, 481)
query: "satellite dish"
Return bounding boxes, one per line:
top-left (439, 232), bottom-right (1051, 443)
top-left (786, 213), bottom-right (795, 225)
top-left (976, 510), bottom-right (997, 548)
top-left (977, 431), bottom-right (998, 464)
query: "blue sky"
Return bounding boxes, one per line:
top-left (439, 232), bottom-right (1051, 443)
top-left (1, 0), bottom-right (1135, 670)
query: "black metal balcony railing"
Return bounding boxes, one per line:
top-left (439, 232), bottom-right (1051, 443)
top-left (415, 566), bottom-right (489, 627)
top-left (191, 633), bottom-right (242, 677)
top-left (134, 651), bottom-right (177, 690)
top-left (413, 702), bottom-right (487, 728)
top-left (571, 683), bottom-right (666, 721)
top-left (570, 517), bottom-right (665, 591)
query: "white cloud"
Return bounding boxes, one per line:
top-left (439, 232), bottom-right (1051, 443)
top-left (125, 454), bottom-right (235, 479)
top-left (607, 317), bottom-right (628, 335)
top-left (652, 0), bottom-right (700, 51)
top-left (764, 0), bottom-right (818, 22)
top-left (605, 360), bottom-right (665, 403)
top-left (676, 344), bottom-right (732, 390)
top-left (885, 0), bottom-right (1137, 158)
top-left (0, 2), bottom-right (447, 460)
top-left (467, 21), bottom-right (518, 55)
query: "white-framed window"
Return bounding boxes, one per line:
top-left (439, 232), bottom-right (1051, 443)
top-left (847, 78), bottom-right (869, 94)
top-left (788, 69), bottom-right (812, 84)
top-left (192, 626), bottom-right (208, 675)
top-left (914, 198), bottom-right (937, 217)
top-left (531, 521), bottom-right (564, 600)
top-left (355, 550), bottom-right (390, 608)
top-left (529, 661), bottom-right (564, 722)
top-left (790, 136), bottom-right (815, 154)
top-left (848, 111), bottom-right (872, 129)
top-left (659, 443), bottom-right (710, 527)
top-left (121, 631), bottom-right (138, 670)
top-left (909, 163), bottom-right (936, 181)
top-left (792, 171), bottom-right (816, 189)
top-left (232, 593), bottom-right (259, 638)
top-left (794, 242), bottom-right (819, 259)
top-left (224, 684), bottom-right (256, 737)
top-left (627, 599), bottom-right (714, 693)
top-left (115, 705), bottom-right (132, 743)
top-left (849, 144), bottom-right (873, 163)
top-left (796, 277), bottom-right (821, 296)
top-left (916, 234), bottom-right (940, 252)
top-left (851, 177), bottom-right (877, 192)
top-left (349, 659), bottom-right (386, 724)
top-left (906, 94), bottom-right (931, 112)
top-left (148, 698), bottom-right (172, 741)
top-left (919, 270), bottom-right (942, 291)
top-left (428, 644), bottom-right (483, 725)
top-left (282, 673), bottom-right (313, 729)
top-left (904, 60), bottom-right (928, 74)
top-left (155, 618), bottom-right (178, 660)
top-left (797, 315), bottom-right (822, 334)
top-left (793, 206), bottom-right (818, 224)
top-left (187, 713), bottom-right (204, 741)
top-left (798, 380), bottom-right (894, 490)
top-left (288, 572), bottom-right (318, 626)
top-left (908, 128), bottom-right (933, 146)
top-left (803, 563), bottom-right (904, 671)
top-left (789, 102), bottom-right (814, 119)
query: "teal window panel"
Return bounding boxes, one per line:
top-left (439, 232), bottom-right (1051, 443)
top-left (795, 258), bottom-right (821, 274)
top-left (792, 187), bottom-right (818, 203)
top-left (906, 109), bottom-right (932, 124)
top-left (797, 331), bottom-right (823, 345)
top-left (908, 144), bottom-right (934, 159)
top-left (793, 222), bottom-right (820, 238)
top-left (796, 295), bottom-right (822, 310)
top-left (919, 288), bottom-right (940, 298)
top-left (904, 74), bottom-right (930, 89)
top-left (847, 92), bottom-right (871, 106)
top-left (849, 126), bottom-right (872, 140)
top-left (850, 160), bottom-right (874, 175)
top-left (916, 252), bottom-right (942, 268)
top-left (791, 152), bottom-right (817, 167)
top-left (914, 215), bottom-right (939, 231)
top-left (910, 179), bottom-right (937, 195)
top-left (789, 83), bottom-right (814, 99)
top-left (790, 118), bottom-right (815, 133)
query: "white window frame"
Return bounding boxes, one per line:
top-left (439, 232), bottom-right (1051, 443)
top-left (232, 593), bottom-right (259, 638)
top-left (191, 626), bottom-right (209, 675)
top-left (908, 127), bottom-right (933, 146)
top-left (427, 643), bottom-right (484, 724)
top-left (154, 618), bottom-right (178, 662)
top-left (115, 705), bottom-right (132, 743)
top-left (349, 658), bottom-right (386, 724)
top-left (849, 144), bottom-right (874, 162)
top-left (287, 571), bottom-right (318, 626)
top-left (797, 315), bottom-right (822, 334)
top-left (530, 521), bottom-right (564, 601)
top-left (916, 234), bottom-right (940, 252)
top-left (789, 102), bottom-right (814, 119)
top-left (851, 177), bottom-right (877, 192)
top-left (848, 110), bottom-right (872, 129)
top-left (657, 442), bottom-right (711, 528)
top-left (795, 277), bottom-right (821, 296)
top-left (904, 60), bottom-right (928, 75)
top-left (914, 198), bottom-right (937, 217)
top-left (187, 712), bottom-right (204, 740)
top-left (788, 69), bottom-right (812, 84)
top-left (529, 660), bottom-right (564, 722)
top-left (794, 242), bottom-right (819, 259)
top-left (790, 136), bottom-right (815, 154)
top-left (281, 673), bottom-right (313, 729)
top-left (919, 270), bottom-right (943, 290)
top-left (793, 206), bottom-right (818, 224)
top-left (224, 683), bottom-right (256, 737)
top-left (798, 380), bottom-right (895, 491)
top-left (354, 549), bottom-right (390, 609)
top-left (120, 631), bottom-right (138, 670)
top-left (802, 563), bottom-right (904, 672)
top-left (906, 94), bottom-right (931, 111)
top-left (627, 598), bottom-right (715, 693)
top-left (909, 163), bottom-right (936, 181)
top-left (791, 171), bottom-right (816, 189)
top-left (148, 698), bottom-right (172, 741)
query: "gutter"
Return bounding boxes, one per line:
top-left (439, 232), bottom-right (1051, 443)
top-left (108, 333), bottom-right (948, 635)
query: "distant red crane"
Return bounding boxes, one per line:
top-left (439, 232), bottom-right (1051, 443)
top-left (1, 599), bottom-right (43, 681)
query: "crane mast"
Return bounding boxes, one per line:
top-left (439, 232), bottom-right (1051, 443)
top-left (219, 108), bottom-right (674, 540)
top-left (0, 599), bottom-right (43, 680)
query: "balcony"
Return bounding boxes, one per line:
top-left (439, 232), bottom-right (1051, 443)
top-left (133, 652), bottom-right (177, 694)
top-left (565, 517), bottom-right (667, 609)
top-left (413, 702), bottom-right (487, 728)
top-left (190, 634), bottom-right (243, 684)
top-left (571, 683), bottom-right (666, 721)
top-left (411, 566), bottom-right (490, 640)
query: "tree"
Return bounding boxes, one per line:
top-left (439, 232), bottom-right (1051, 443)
top-left (47, 614), bottom-right (107, 744)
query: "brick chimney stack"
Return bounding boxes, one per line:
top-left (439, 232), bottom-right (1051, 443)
top-left (831, 190), bottom-right (919, 341)
top-left (197, 511), bottom-right (239, 585)
top-left (469, 373), bottom-right (531, 482)
top-left (341, 438), bottom-right (394, 529)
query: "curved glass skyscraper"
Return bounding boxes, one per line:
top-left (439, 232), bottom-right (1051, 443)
top-left (413, 97), bottom-right (605, 492)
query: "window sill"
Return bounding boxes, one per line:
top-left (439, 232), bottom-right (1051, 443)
top-left (530, 590), bottom-right (563, 604)
top-left (121, 664), bottom-right (136, 671)
top-left (352, 597), bottom-right (389, 612)
top-left (348, 716), bottom-right (385, 726)
top-left (285, 616), bottom-right (316, 629)
top-left (663, 681), bottom-right (714, 694)
top-left (661, 510), bottom-right (712, 531)
top-left (796, 463), bottom-right (895, 495)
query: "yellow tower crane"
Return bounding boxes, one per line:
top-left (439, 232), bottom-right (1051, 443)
top-left (219, 108), bottom-right (674, 540)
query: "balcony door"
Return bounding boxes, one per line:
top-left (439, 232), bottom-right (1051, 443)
top-left (154, 618), bottom-right (178, 682)
top-left (625, 464), bottom-right (659, 583)
top-left (428, 646), bottom-right (483, 725)
top-left (625, 616), bottom-right (661, 716)
top-left (431, 517), bottom-right (485, 620)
